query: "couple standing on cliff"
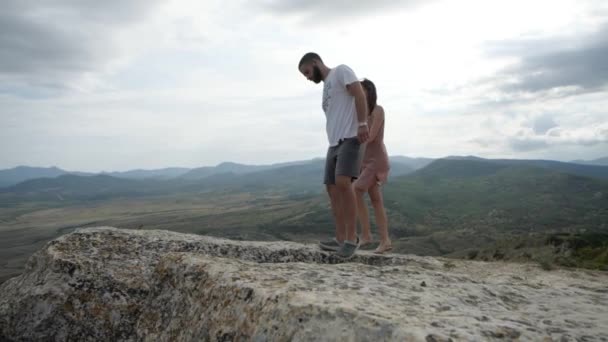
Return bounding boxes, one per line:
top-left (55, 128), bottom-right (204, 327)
top-left (298, 52), bottom-right (391, 259)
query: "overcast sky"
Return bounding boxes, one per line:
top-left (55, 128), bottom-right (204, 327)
top-left (1, 0), bottom-right (607, 172)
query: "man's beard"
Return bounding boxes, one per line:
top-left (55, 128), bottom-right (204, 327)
top-left (312, 65), bottom-right (323, 84)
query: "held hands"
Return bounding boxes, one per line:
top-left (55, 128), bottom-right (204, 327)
top-left (357, 124), bottom-right (369, 144)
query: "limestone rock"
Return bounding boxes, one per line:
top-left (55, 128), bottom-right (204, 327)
top-left (1, 227), bottom-right (607, 341)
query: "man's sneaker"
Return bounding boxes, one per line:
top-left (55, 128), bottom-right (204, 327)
top-left (319, 238), bottom-right (341, 251)
top-left (335, 240), bottom-right (358, 259)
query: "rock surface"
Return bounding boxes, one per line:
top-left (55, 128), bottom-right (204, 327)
top-left (0, 227), bottom-right (607, 341)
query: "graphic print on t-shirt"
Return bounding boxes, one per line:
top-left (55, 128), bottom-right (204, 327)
top-left (322, 80), bottom-right (331, 113)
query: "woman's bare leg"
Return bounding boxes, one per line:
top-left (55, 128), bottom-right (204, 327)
top-left (355, 186), bottom-right (372, 245)
top-left (369, 182), bottom-right (391, 253)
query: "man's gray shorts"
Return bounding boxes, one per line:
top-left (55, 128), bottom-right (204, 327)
top-left (324, 137), bottom-right (362, 185)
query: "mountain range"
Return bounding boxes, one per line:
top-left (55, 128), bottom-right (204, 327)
top-left (570, 157), bottom-right (608, 166)
top-left (1, 155), bottom-right (606, 190)
top-left (2, 155), bottom-right (607, 216)
top-left (1, 155), bottom-right (607, 275)
top-left (0, 156), bottom-right (430, 189)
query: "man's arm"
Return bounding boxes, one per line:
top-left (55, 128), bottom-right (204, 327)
top-left (346, 81), bottom-right (369, 143)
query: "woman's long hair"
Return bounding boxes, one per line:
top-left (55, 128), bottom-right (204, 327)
top-left (361, 78), bottom-right (377, 115)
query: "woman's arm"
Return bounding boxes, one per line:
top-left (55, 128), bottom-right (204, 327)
top-left (368, 105), bottom-right (385, 143)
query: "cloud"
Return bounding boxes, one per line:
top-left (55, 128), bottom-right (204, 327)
top-left (507, 124), bottom-right (608, 152)
top-left (257, 0), bottom-right (432, 20)
top-left (2, 0), bottom-right (608, 170)
top-left (470, 126), bottom-right (608, 154)
top-left (530, 114), bottom-right (558, 135)
top-left (464, 89), bottom-right (608, 158)
top-left (0, 87), bottom-right (328, 171)
top-left (0, 0), bottom-right (164, 93)
top-left (485, 23), bottom-right (608, 97)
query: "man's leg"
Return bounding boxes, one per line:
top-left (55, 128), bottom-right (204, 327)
top-left (336, 175), bottom-right (357, 243)
top-left (326, 184), bottom-right (345, 242)
top-left (332, 138), bottom-right (363, 258)
top-left (319, 147), bottom-right (343, 251)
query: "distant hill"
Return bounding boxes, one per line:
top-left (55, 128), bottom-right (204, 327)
top-left (208, 158), bottom-right (608, 244)
top-left (389, 156), bottom-right (434, 170)
top-left (102, 168), bottom-right (191, 180)
top-left (385, 158), bottom-right (608, 233)
top-left (180, 160), bottom-right (317, 180)
top-left (180, 155), bottom-right (429, 181)
top-left (0, 162), bottom-right (329, 203)
top-left (3, 158), bottom-right (397, 186)
top-left (0, 166), bottom-right (72, 188)
top-left (11, 158), bottom-right (603, 230)
top-left (377, 158), bottom-right (608, 269)
top-left (0, 166), bottom-right (190, 188)
top-left (571, 157), bottom-right (608, 166)
top-left (387, 162), bottom-right (415, 177)
top-left (0, 156), bottom-right (419, 204)
top-left (1, 174), bottom-right (185, 202)
top-left (237, 157), bottom-right (608, 268)
top-left (442, 156), bottom-right (608, 180)
top-left (2, 156), bottom-right (607, 270)
top-left (180, 162), bottom-right (261, 179)
top-left (413, 158), bottom-right (508, 179)
top-left (201, 160), bottom-right (326, 193)
top-left (4, 155), bottom-right (605, 203)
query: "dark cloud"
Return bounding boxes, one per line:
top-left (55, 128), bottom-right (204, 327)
top-left (485, 23), bottom-right (608, 96)
top-left (531, 115), bottom-right (558, 135)
top-left (0, 0), bottom-right (164, 93)
top-left (0, 12), bottom-right (98, 75)
top-left (258, 0), bottom-right (431, 20)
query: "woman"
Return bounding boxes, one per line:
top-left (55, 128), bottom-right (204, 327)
top-left (353, 78), bottom-right (392, 254)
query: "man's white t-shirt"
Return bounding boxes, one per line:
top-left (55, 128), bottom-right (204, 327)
top-left (322, 64), bottom-right (359, 147)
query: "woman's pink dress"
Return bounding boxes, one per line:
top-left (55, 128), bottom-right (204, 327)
top-left (354, 108), bottom-right (390, 190)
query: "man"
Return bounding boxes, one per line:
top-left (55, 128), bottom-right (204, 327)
top-left (298, 52), bottom-right (369, 258)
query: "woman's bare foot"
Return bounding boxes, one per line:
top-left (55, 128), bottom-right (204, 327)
top-left (359, 235), bottom-right (373, 247)
top-left (374, 241), bottom-right (392, 254)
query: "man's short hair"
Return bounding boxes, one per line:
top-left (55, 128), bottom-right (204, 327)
top-left (299, 52), bottom-right (322, 68)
